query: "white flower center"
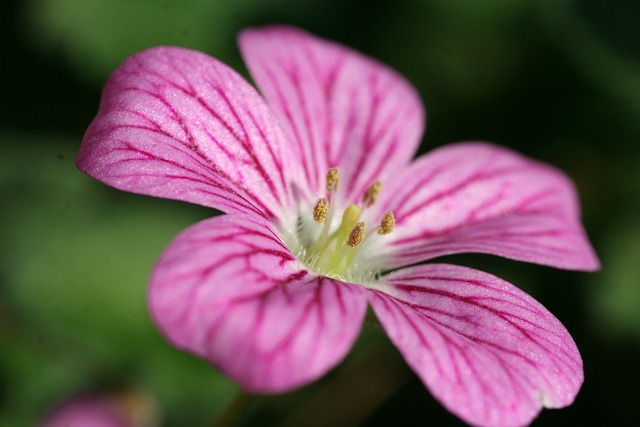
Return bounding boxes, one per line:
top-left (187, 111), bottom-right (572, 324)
top-left (282, 168), bottom-right (395, 283)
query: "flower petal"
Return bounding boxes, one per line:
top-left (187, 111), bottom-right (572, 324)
top-left (149, 214), bottom-right (368, 392)
top-left (77, 47), bottom-right (298, 220)
top-left (239, 26), bottom-right (424, 203)
top-left (376, 142), bottom-right (599, 271)
top-left (368, 264), bottom-right (583, 427)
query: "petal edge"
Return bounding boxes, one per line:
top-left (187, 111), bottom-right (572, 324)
top-left (368, 264), bottom-right (583, 427)
top-left (239, 25), bottom-right (425, 204)
top-left (376, 142), bottom-right (599, 271)
top-left (149, 214), bottom-right (368, 392)
top-left (78, 46), bottom-right (298, 221)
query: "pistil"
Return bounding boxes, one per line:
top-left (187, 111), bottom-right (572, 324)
top-left (297, 168), bottom-right (396, 281)
top-left (310, 204), bottom-right (362, 272)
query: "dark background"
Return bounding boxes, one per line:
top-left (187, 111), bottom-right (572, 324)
top-left (2, 0), bottom-right (639, 426)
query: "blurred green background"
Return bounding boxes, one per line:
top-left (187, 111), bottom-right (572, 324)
top-left (2, 0), bottom-right (639, 425)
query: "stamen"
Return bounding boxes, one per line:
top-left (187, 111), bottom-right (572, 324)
top-left (326, 168), bottom-right (340, 194)
top-left (378, 211), bottom-right (395, 235)
top-left (313, 198), bottom-right (329, 223)
top-left (295, 173), bottom-right (395, 282)
top-left (362, 181), bottom-right (382, 208)
top-left (347, 222), bottom-right (366, 247)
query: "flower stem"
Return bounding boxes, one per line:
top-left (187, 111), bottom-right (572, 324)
top-left (365, 310), bottom-right (381, 327)
top-left (210, 390), bottom-right (253, 427)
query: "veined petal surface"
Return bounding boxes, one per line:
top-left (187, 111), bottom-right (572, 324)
top-left (78, 47), bottom-right (298, 220)
top-left (239, 26), bottom-right (424, 204)
top-left (149, 214), bottom-right (368, 392)
top-left (375, 142), bottom-right (599, 271)
top-left (368, 264), bottom-right (583, 427)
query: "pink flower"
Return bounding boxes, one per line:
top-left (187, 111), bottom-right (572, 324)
top-left (77, 26), bottom-right (599, 426)
top-left (40, 395), bottom-right (130, 427)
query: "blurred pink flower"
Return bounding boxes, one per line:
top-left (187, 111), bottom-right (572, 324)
top-left (40, 395), bottom-right (129, 427)
top-left (77, 25), bottom-right (599, 426)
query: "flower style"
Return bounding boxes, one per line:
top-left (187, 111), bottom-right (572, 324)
top-left (77, 26), bottom-right (599, 426)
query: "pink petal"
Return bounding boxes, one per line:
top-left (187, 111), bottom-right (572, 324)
top-left (376, 142), bottom-right (599, 271)
top-left (149, 214), bottom-right (368, 392)
top-left (239, 26), bottom-right (424, 204)
top-left (77, 47), bottom-right (299, 220)
top-left (368, 264), bottom-right (583, 427)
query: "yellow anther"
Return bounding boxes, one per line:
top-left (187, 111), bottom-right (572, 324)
top-left (313, 198), bottom-right (329, 223)
top-left (347, 222), bottom-right (366, 247)
top-left (362, 181), bottom-right (382, 208)
top-left (326, 168), bottom-right (340, 193)
top-left (378, 211), bottom-right (395, 235)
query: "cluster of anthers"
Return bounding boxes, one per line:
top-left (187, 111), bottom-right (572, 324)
top-left (293, 168), bottom-right (395, 282)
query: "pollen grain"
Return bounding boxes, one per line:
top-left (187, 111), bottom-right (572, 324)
top-left (326, 168), bottom-right (340, 193)
top-left (313, 198), bottom-right (329, 223)
top-left (347, 222), bottom-right (366, 247)
top-left (362, 181), bottom-right (382, 208)
top-left (378, 211), bottom-right (395, 235)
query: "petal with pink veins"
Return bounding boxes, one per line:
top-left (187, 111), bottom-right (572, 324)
top-left (77, 47), bottom-right (299, 220)
top-left (149, 214), bottom-right (368, 392)
top-left (239, 26), bottom-right (425, 204)
top-left (368, 264), bottom-right (583, 427)
top-left (374, 142), bottom-right (599, 271)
